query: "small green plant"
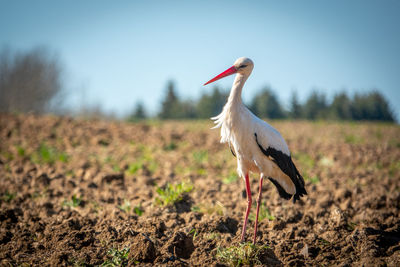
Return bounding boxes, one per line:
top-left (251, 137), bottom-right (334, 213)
top-left (344, 134), bottom-right (363, 144)
top-left (304, 174), bottom-right (320, 184)
top-left (206, 232), bottom-right (221, 240)
top-left (189, 228), bottom-right (198, 240)
top-left (90, 201), bottom-right (101, 214)
top-left (146, 158), bottom-right (158, 175)
top-left (154, 181), bottom-right (193, 206)
top-left (196, 167), bottom-right (207, 176)
top-left (389, 161), bottom-right (400, 177)
top-left (163, 141), bottom-right (177, 151)
top-left (62, 195), bottom-right (82, 208)
top-left (216, 242), bottom-right (269, 266)
top-left (67, 256), bottom-right (87, 267)
top-left (223, 172), bottom-right (238, 184)
top-left (1, 191), bottom-right (16, 202)
top-left (126, 146), bottom-right (158, 176)
top-left (293, 152), bottom-right (314, 170)
top-left (118, 199), bottom-right (131, 213)
top-left (374, 129), bottom-right (383, 140)
top-left (250, 202), bottom-right (275, 222)
top-left (16, 146), bottom-right (26, 157)
top-left (3, 163), bottom-right (11, 172)
top-left (118, 200), bottom-right (144, 216)
top-left (375, 162), bottom-right (383, 170)
top-left (101, 247), bottom-right (130, 267)
top-left (65, 169), bottom-right (75, 177)
top-left (31, 143), bottom-right (68, 164)
top-left (104, 156), bottom-right (122, 172)
top-left (191, 205), bottom-right (201, 212)
top-left (133, 204), bottom-right (144, 216)
top-left (112, 165), bottom-right (121, 172)
top-left (193, 150), bottom-right (208, 164)
top-left (31, 188), bottom-right (48, 200)
top-left (1, 151), bottom-right (14, 161)
top-left (389, 139), bottom-right (400, 148)
top-left (127, 162), bottom-right (142, 175)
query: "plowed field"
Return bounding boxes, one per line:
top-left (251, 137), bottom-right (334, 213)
top-left (1, 114), bottom-right (399, 266)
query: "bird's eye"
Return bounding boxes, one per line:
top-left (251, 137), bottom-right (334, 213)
top-left (239, 65), bottom-right (247, 69)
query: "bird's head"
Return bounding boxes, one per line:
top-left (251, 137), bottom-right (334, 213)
top-left (233, 57), bottom-right (254, 75)
top-left (204, 57), bottom-right (254, 85)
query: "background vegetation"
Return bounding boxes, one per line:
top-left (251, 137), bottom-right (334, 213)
top-left (140, 81), bottom-right (395, 122)
top-left (0, 46), bottom-right (64, 114)
top-left (0, 46), bottom-right (396, 123)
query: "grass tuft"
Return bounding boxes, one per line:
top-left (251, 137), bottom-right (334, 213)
top-left (127, 162), bottom-right (142, 175)
top-left (119, 199), bottom-right (144, 216)
top-left (250, 202), bottom-right (275, 222)
top-left (1, 191), bottom-right (16, 202)
top-left (16, 146), bottom-right (26, 157)
top-left (133, 204), bottom-right (144, 216)
top-left (223, 171), bottom-right (238, 184)
top-left (163, 141), bottom-right (178, 151)
top-left (118, 199), bottom-right (131, 213)
top-left (101, 247), bottom-right (130, 267)
top-left (389, 161), bottom-right (400, 178)
top-left (189, 228), bottom-right (198, 240)
top-left (206, 232), bottom-right (221, 240)
top-left (126, 146), bottom-right (158, 175)
top-left (344, 134), bottom-right (363, 144)
top-left (62, 195), bottom-right (82, 208)
top-left (216, 242), bottom-right (269, 267)
top-left (307, 175), bottom-right (320, 184)
top-left (31, 143), bottom-right (68, 165)
top-left (192, 150), bottom-right (208, 164)
top-left (293, 152), bottom-right (315, 170)
top-left (154, 181), bottom-right (193, 206)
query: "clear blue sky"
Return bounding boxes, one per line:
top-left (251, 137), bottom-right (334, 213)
top-left (1, 0), bottom-right (400, 119)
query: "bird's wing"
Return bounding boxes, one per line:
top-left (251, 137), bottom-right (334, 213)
top-left (252, 119), bottom-right (307, 203)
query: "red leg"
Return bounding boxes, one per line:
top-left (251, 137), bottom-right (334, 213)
top-left (253, 175), bottom-right (264, 244)
top-left (240, 173), bottom-right (252, 242)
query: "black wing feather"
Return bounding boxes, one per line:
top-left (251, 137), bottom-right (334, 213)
top-left (255, 133), bottom-right (307, 203)
top-left (229, 142), bottom-right (236, 157)
top-left (268, 177), bottom-right (292, 200)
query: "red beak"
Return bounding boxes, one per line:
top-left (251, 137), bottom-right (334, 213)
top-left (204, 66), bottom-right (237, 85)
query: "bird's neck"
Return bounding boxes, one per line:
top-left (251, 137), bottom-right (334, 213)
top-left (227, 73), bottom-right (248, 106)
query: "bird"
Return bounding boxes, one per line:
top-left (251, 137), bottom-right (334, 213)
top-left (204, 57), bottom-right (307, 244)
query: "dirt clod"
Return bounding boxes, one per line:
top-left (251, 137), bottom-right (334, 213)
top-left (214, 216), bottom-right (238, 234)
top-left (163, 231), bottom-right (194, 259)
top-left (130, 234), bottom-right (157, 262)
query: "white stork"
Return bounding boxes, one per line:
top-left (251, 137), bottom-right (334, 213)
top-left (204, 57), bottom-right (307, 244)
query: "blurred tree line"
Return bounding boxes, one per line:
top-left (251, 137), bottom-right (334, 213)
top-left (0, 46), bottom-right (64, 114)
top-left (129, 81), bottom-right (395, 122)
top-left (0, 47), bottom-right (395, 122)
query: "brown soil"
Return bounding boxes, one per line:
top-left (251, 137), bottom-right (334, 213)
top-left (0, 113), bottom-right (399, 266)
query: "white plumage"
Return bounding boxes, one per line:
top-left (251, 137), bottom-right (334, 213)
top-left (204, 57), bottom-right (307, 244)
